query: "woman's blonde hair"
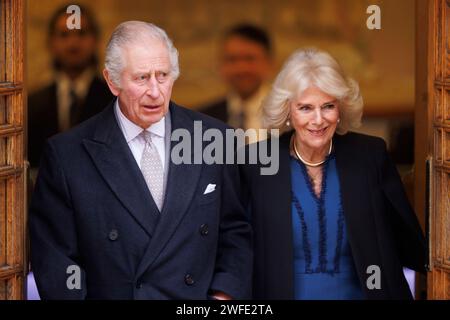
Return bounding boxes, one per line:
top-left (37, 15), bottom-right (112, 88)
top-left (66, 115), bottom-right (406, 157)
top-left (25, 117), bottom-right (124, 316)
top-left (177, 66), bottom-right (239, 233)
top-left (261, 48), bottom-right (363, 135)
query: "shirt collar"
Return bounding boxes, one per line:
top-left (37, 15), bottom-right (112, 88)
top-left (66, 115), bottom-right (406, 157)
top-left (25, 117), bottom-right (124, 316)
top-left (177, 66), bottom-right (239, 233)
top-left (227, 84), bottom-right (269, 116)
top-left (115, 99), bottom-right (166, 143)
top-left (55, 68), bottom-right (95, 99)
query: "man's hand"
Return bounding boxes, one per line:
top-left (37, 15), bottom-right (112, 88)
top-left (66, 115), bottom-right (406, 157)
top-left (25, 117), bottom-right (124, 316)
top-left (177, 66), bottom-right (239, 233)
top-left (210, 291), bottom-right (233, 300)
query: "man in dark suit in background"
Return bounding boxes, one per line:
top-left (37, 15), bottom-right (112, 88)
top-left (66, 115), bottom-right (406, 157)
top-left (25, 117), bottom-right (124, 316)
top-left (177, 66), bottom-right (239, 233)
top-left (28, 5), bottom-right (112, 169)
top-left (201, 24), bottom-right (273, 141)
top-left (30, 21), bottom-right (252, 300)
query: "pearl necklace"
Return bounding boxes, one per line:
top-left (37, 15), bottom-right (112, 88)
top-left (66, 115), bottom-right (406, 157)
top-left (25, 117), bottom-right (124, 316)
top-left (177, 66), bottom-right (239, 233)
top-left (293, 134), bottom-right (332, 167)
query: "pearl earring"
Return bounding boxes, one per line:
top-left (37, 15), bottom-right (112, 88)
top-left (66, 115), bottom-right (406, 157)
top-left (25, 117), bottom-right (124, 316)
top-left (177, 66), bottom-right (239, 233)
top-left (286, 120), bottom-right (290, 126)
top-left (337, 118), bottom-right (341, 123)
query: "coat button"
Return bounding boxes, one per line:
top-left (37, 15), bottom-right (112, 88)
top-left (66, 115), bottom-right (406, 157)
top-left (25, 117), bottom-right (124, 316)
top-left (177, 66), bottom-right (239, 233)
top-left (199, 224), bottom-right (209, 236)
top-left (184, 274), bottom-right (194, 286)
top-left (108, 229), bottom-right (119, 241)
top-left (136, 282), bottom-right (142, 289)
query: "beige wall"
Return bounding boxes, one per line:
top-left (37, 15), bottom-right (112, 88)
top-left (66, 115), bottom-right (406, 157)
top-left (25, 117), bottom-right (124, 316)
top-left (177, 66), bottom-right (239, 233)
top-left (27, 0), bottom-right (415, 115)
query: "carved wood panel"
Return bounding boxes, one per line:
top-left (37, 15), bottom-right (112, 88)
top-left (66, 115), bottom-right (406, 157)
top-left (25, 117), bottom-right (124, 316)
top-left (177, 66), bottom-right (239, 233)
top-left (0, 0), bottom-right (26, 300)
top-left (428, 0), bottom-right (450, 300)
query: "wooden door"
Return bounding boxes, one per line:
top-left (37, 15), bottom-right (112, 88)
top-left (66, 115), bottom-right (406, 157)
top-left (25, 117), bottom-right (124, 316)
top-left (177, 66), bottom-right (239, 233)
top-left (0, 0), bottom-right (26, 300)
top-left (427, 0), bottom-right (450, 299)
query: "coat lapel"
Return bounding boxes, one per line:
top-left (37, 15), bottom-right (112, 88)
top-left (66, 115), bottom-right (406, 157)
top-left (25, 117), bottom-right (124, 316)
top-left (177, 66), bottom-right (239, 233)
top-left (136, 103), bottom-right (203, 277)
top-left (82, 102), bottom-right (160, 237)
top-left (268, 132), bottom-right (295, 298)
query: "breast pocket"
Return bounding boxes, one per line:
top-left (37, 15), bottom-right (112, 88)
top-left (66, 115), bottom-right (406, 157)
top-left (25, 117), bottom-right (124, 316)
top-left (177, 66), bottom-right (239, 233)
top-left (197, 184), bottom-right (220, 206)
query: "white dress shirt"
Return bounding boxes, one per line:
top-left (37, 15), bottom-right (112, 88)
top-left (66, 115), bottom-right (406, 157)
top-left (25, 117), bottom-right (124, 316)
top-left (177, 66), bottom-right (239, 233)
top-left (114, 99), bottom-right (166, 172)
top-left (227, 84), bottom-right (269, 143)
top-left (55, 68), bottom-right (95, 131)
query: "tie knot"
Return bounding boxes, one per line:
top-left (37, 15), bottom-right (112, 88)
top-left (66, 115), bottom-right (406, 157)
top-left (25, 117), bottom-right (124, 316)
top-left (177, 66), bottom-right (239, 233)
top-left (142, 130), bottom-right (153, 143)
top-left (69, 83), bottom-right (77, 97)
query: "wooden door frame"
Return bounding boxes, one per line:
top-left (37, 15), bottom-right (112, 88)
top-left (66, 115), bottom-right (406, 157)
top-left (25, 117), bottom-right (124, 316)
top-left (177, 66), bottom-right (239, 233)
top-left (0, 0), bottom-right (26, 300)
top-left (414, 0), bottom-right (429, 300)
top-left (417, 0), bottom-right (450, 300)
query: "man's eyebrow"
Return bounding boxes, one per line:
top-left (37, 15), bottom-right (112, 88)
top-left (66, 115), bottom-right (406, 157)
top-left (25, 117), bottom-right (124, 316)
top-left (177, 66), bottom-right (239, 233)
top-left (131, 68), bottom-right (170, 75)
top-left (131, 70), bottom-right (148, 75)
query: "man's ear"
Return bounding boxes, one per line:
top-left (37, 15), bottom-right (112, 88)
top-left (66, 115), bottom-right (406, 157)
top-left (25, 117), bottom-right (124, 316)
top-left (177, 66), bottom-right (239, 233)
top-left (103, 69), bottom-right (120, 96)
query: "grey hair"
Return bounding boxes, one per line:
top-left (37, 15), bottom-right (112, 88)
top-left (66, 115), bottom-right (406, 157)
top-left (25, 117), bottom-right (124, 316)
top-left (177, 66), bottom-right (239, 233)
top-left (104, 21), bottom-right (180, 86)
top-left (262, 48), bottom-right (363, 135)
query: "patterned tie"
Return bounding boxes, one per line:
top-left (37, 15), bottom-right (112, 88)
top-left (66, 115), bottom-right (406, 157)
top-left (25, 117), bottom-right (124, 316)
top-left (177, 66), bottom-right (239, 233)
top-left (140, 130), bottom-right (164, 211)
top-left (229, 108), bottom-right (246, 129)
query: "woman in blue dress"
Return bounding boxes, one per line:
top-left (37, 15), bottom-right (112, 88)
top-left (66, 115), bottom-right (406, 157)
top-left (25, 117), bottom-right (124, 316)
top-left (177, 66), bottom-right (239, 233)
top-left (242, 48), bottom-right (426, 299)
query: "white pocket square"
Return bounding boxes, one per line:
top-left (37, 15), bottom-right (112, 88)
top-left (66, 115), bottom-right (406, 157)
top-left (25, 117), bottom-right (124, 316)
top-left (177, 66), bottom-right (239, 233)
top-left (203, 184), bottom-right (216, 195)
